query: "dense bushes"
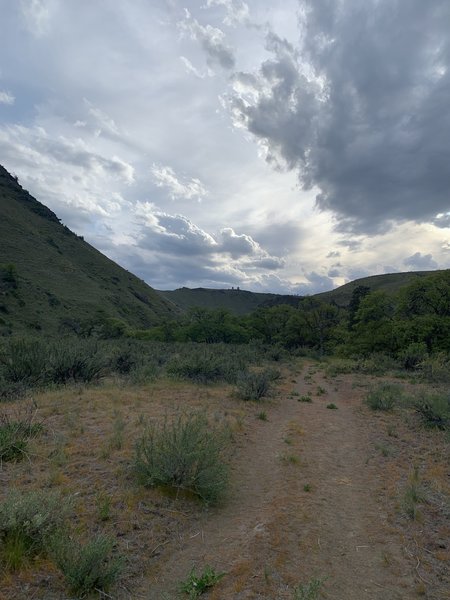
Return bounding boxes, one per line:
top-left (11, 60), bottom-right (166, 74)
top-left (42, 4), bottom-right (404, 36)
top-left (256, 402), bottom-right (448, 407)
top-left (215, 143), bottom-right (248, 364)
top-left (0, 338), bottom-right (106, 389)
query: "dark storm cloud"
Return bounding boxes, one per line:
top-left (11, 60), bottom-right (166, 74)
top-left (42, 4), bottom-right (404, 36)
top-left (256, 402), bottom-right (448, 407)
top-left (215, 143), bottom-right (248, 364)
top-left (229, 1), bottom-right (450, 233)
top-left (403, 252), bottom-right (438, 270)
top-left (295, 271), bottom-right (334, 295)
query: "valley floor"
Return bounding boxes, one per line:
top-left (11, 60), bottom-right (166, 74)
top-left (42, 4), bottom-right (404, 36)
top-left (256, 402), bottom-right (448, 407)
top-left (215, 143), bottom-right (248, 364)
top-left (1, 361), bottom-right (448, 599)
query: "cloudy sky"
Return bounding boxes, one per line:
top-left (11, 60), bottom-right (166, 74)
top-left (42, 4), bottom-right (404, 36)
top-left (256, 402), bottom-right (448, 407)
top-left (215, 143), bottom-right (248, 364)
top-left (1, 0), bottom-right (449, 293)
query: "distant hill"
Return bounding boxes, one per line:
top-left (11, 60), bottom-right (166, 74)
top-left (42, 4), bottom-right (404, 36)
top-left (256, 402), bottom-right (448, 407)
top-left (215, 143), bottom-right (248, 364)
top-left (157, 287), bottom-right (301, 315)
top-left (0, 165), bottom-right (178, 336)
top-left (158, 271), bottom-right (448, 315)
top-left (315, 270), bottom-right (447, 307)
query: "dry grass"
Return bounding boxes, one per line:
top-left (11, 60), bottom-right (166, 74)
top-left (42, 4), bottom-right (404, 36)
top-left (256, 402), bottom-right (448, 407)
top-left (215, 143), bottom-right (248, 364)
top-left (0, 376), bottom-right (258, 599)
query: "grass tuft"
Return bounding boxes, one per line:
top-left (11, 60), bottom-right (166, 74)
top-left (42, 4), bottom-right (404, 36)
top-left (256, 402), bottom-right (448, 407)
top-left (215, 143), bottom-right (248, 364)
top-left (50, 533), bottom-right (123, 597)
top-left (180, 565), bottom-right (225, 598)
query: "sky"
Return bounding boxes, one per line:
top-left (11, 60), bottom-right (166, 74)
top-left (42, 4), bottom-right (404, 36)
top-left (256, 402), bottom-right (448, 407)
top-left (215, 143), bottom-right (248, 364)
top-left (0, 0), bottom-right (449, 294)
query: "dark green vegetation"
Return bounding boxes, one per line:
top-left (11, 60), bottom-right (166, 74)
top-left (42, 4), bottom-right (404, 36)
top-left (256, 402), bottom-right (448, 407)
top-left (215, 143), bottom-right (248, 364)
top-left (131, 271), bottom-right (450, 369)
top-left (0, 166), bottom-right (178, 337)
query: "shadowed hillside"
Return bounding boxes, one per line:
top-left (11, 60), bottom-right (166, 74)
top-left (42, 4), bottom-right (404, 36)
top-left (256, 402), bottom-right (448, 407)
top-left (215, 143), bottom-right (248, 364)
top-left (0, 165), bottom-right (178, 336)
top-left (158, 287), bottom-right (300, 315)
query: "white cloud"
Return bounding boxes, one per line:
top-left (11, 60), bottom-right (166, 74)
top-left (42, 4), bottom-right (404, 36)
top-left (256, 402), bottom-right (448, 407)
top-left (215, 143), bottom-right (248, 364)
top-left (179, 9), bottom-right (235, 70)
top-left (20, 0), bottom-right (56, 37)
top-left (0, 91), bottom-right (15, 105)
top-left (151, 163), bottom-right (207, 201)
top-left (204, 0), bottom-right (250, 26)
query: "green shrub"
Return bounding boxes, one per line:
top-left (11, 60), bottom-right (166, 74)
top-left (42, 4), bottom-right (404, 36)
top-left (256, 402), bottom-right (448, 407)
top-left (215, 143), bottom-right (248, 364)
top-left (235, 370), bottom-right (271, 401)
top-left (326, 403), bottom-right (338, 410)
top-left (365, 382), bottom-right (402, 411)
top-left (399, 342), bottom-right (428, 370)
top-left (50, 533), bottom-right (123, 597)
top-left (0, 380), bottom-right (27, 402)
top-left (0, 338), bottom-right (106, 387)
top-left (418, 352), bottom-right (450, 383)
top-left (0, 406), bottom-right (43, 462)
top-left (134, 412), bottom-right (229, 505)
top-left (167, 351), bottom-right (226, 384)
top-left (293, 577), bottom-right (326, 600)
top-left (325, 358), bottom-right (357, 376)
top-left (180, 565), bottom-right (225, 598)
top-left (298, 395), bottom-right (312, 403)
top-left (414, 391), bottom-right (449, 429)
top-left (47, 340), bottom-right (106, 384)
top-left (0, 490), bottom-right (71, 570)
top-left (0, 338), bottom-right (48, 385)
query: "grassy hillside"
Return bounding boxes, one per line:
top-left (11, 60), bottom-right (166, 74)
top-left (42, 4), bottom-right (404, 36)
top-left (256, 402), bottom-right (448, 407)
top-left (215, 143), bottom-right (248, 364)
top-left (315, 270), bottom-right (447, 307)
top-left (0, 165), bottom-right (178, 336)
top-left (158, 287), bottom-right (300, 315)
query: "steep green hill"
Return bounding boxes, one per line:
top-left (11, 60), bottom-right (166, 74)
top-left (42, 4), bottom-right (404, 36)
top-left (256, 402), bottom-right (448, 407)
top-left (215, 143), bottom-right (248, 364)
top-left (158, 287), bottom-right (300, 315)
top-left (0, 165), bottom-right (178, 336)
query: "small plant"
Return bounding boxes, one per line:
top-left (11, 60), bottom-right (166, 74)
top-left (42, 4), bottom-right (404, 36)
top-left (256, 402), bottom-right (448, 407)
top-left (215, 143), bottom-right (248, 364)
top-left (235, 370), bottom-right (271, 401)
top-left (50, 533), bottom-right (123, 597)
top-left (110, 411), bottom-right (126, 450)
top-left (303, 483), bottom-right (311, 492)
top-left (387, 423), bottom-right (398, 437)
top-left (291, 390), bottom-right (300, 397)
top-left (96, 493), bottom-right (112, 522)
top-left (298, 395), bottom-right (312, 403)
top-left (365, 382), bottom-right (402, 411)
top-left (293, 577), bottom-right (326, 600)
top-left (257, 411), bottom-right (267, 421)
top-left (326, 403), bottom-right (338, 410)
top-left (402, 465), bottom-right (425, 520)
top-left (0, 404), bottom-right (43, 462)
top-left (0, 489), bottom-right (71, 570)
top-left (414, 391), bottom-right (449, 429)
top-left (280, 452), bottom-right (300, 465)
top-left (375, 442), bottom-right (391, 457)
top-left (180, 565), bottom-right (225, 598)
top-left (134, 412), bottom-right (229, 505)
top-left (316, 386), bottom-right (326, 396)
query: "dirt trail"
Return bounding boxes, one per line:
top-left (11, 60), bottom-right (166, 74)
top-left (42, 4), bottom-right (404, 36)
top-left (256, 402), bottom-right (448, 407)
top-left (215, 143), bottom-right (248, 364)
top-left (142, 364), bottom-right (417, 599)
